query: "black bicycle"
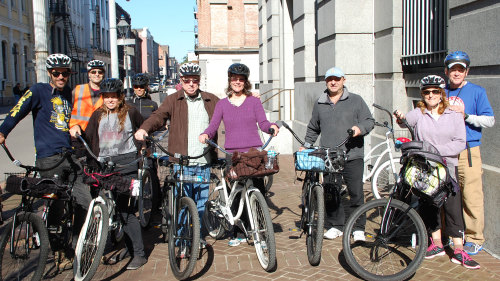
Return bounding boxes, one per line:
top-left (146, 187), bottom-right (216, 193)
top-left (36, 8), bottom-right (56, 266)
top-left (0, 144), bottom-right (75, 280)
top-left (146, 136), bottom-right (211, 280)
top-left (279, 121), bottom-right (352, 266)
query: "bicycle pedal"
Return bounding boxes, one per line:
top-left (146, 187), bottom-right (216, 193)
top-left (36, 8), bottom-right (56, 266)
top-left (47, 225), bottom-right (62, 234)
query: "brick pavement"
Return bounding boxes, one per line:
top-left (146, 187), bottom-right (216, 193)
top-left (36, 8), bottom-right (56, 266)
top-left (1, 155), bottom-right (499, 280)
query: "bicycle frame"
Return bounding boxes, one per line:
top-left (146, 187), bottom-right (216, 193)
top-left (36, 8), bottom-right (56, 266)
top-left (363, 126), bottom-right (398, 182)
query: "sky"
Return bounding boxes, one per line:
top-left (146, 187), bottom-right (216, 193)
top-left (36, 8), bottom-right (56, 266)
top-left (116, 0), bottom-right (197, 61)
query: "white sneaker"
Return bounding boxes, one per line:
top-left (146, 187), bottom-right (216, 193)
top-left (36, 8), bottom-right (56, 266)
top-left (324, 227), bottom-right (343, 240)
top-left (353, 230), bottom-right (366, 242)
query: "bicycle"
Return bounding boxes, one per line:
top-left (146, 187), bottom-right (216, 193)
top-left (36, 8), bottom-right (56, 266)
top-left (202, 128), bottom-right (278, 272)
top-left (364, 104), bottom-right (402, 199)
top-left (146, 136), bottom-right (209, 280)
top-left (73, 135), bottom-right (142, 281)
top-left (0, 144), bottom-right (75, 280)
top-left (342, 119), bottom-right (438, 281)
top-left (280, 121), bottom-right (353, 266)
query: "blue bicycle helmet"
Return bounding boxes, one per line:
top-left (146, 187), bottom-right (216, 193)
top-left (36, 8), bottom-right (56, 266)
top-left (444, 51), bottom-right (470, 69)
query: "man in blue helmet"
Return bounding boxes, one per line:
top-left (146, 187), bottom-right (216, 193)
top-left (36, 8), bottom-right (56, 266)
top-left (444, 51), bottom-right (495, 255)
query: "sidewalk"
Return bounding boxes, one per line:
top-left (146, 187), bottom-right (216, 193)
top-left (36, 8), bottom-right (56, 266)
top-left (1, 155), bottom-right (499, 280)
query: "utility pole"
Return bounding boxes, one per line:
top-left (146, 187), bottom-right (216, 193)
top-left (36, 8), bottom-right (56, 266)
top-left (109, 0), bottom-right (119, 78)
top-left (32, 0), bottom-right (49, 83)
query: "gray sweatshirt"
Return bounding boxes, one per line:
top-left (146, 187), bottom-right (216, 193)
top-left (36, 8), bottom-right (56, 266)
top-left (304, 87), bottom-right (375, 160)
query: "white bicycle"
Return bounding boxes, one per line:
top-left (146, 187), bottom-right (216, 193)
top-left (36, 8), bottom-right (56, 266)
top-left (363, 104), bottom-right (403, 199)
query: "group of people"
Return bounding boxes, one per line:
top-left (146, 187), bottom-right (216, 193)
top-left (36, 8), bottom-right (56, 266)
top-left (0, 49), bottom-right (494, 274)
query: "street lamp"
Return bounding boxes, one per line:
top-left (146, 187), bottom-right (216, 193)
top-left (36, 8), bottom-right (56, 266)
top-left (117, 16), bottom-right (132, 99)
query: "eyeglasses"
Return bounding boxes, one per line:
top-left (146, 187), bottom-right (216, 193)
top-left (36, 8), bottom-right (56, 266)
top-left (182, 78), bottom-right (200, 84)
top-left (51, 71), bottom-right (71, 78)
top-left (133, 85), bottom-right (146, 89)
top-left (230, 77), bottom-right (246, 82)
top-left (90, 70), bottom-right (104, 75)
top-left (422, 89), bottom-right (441, 95)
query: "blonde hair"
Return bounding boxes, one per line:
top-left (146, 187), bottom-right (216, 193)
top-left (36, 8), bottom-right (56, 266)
top-left (416, 88), bottom-right (449, 115)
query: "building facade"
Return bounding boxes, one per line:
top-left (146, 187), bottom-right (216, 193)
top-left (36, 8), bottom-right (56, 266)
top-left (195, 0), bottom-right (260, 97)
top-left (0, 0), bottom-right (35, 105)
top-left (260, 0), bottom-right (499, 257)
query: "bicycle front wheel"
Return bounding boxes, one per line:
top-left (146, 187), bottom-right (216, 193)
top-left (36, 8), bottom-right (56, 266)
top-left (0, 212), bottom-right (50, 281)
top-left (371, 158), bottom-right (401, 199)
top-left (249, 191), bottom-right (276, 272)
top-left (203, 186), bottom-right (226, 240)
top-left (74, 202), bottom-right (109, 281)
top-left (138, 169), bottom-right (156, 228)
top-left (342, 199), bottom-right (427, 281)
top-left (168, 197), bottom-right (200, 280)
top-left (306, 184), bottom-right (324, 266)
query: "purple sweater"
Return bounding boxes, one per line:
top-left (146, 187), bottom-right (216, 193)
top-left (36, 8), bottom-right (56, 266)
top-left (405, 108), bottom-right (466, 166)
top-left (202, 96), bottom-right (274, 152)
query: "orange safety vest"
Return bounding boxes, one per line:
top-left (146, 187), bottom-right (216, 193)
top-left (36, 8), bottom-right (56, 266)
top-left (69, 84), bottom-right (103, 131)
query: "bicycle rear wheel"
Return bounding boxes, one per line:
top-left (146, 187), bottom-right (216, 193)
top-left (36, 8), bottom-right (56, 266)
top-left (306, 184), bottom-right (324, 266)
top-left (371, 158), bottom-right (401, 199)
top-left (342, 199), bottom-right (427, 281)
top-left (249, 191), bottom-right (276, 272)
top-left (74, 202), bottom-right (109, 281)
top-left (0, 212), bottom-right (49, 281)
top-left (138, 169), bottom-right (157, 228)
top-left (168, 197), bottom-right (200, 280)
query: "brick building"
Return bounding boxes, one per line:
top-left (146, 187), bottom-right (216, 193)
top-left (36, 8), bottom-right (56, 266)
top-left (195, 0), bottom-right (259, 97)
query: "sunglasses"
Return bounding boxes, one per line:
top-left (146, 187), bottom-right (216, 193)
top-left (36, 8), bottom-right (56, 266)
top-left (182, 78), bottom-right (200, 84)
top-left (230, 77), bottom-right (246, 82)
top-left (422, 89), bottom-right (441, 95)
top-left (90, 70), bottom-right (104, 75)
top-left (51, 71), bottom-right (71, 78)
top-left (133, 85), bottom-right (146, 89)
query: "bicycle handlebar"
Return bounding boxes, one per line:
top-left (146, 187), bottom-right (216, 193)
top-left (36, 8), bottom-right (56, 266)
top-left (393, 110), bottom-right (415, 140)
top-left (278, 120), bottom-right (353, 149)
top-left (1, 143), bottom-right (70, 172)
top-left (204, 126), bottom-right (277, 156)
top-left (145, 136), bottom-right (211, 161)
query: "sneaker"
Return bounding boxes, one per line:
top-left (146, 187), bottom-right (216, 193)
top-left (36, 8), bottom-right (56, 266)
top-left (126, 255), bottom-right (147, 270)
top-left (425, 239), bottom-right (445, 259)
top-left (353, 230), bottom-right (366, 242)
top-left (109, 248), bottom-right (131, 264)
top-left (324, 227), bottom-right (343, 240)
top-left (228, 237), bottom-right (246, 247)
top-left (463, 242), bottom-right (483, 256)
top-left (451, 249), bottom-right (480, 269)
top-left (55, 250), bottom-right (73, 271)
top-left (200, 238), bottom-right (207, 249)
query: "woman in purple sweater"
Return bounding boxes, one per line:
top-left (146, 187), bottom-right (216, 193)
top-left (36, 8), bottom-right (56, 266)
top-left (395, 75), bottom-right (479, 269)
top-left (199, 63), bottom-right (278, 246)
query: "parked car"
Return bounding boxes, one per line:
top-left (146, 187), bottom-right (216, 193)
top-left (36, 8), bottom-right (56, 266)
top-left (150, 83), bottom-right (159, 92)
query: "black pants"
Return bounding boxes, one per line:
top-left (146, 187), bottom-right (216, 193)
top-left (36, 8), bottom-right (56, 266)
top-left (36, 153), bottom-right (93, 251)
top-left (323, 158), bottom-right (365, 231)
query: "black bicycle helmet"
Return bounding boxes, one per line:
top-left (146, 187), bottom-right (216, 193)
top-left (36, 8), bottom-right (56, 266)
top-left (87, 59), bottom-right (106, 71)
top-left (131, 73), bottom-right (150, 86)
top-left (444, 51), bottom-right (470, 69)
top-left (227, 63), bottom-right (250, 79)
top-left (46, 53), bottom-right (72, 69)
top-left (420, 75), bottom-right (446, 90)
top-left (179, 63), bottom-right (201, 77)
top-left (100, 78), bottom-right (124, 94)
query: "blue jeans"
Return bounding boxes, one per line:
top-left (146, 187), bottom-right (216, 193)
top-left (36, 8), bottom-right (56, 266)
top-left (173, 164), bottom-right (210, 232)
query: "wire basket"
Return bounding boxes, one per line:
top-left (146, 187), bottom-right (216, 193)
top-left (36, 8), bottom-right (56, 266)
top-left (294, 150), bottom-right (326, 172)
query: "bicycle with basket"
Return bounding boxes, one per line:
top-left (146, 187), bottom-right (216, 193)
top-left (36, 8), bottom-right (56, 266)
top-left (279, 121), bottom-right (353, 266)
top-left (202, 128), bottom-right (279, 272)
top-left (0, 143), bottom-right (76, 280)
top-left (342, 117), bottom-right (455, 281)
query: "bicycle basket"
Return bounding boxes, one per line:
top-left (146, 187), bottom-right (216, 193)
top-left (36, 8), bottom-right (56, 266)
top-left (5, 173), bottom-right (71, 200)
top-left (227, 148), bottom-right (279, 180)
top-left (294, 149), bottom-right (325, 172)
top-left (83, 169), bottom-right (134, 195)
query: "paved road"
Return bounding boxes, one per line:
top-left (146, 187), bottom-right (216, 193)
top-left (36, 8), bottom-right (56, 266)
top-left (1, 155), bottom-right (499, 280)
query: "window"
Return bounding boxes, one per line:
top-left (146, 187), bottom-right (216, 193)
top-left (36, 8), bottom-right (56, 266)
top-left (1, 41), bottom-right (7, 79)
top-left (402, 0), bottom-right (447, 67)
top-left (24, 46), bottom-right (28, 81)
top-left (13, 44), bottom-right (19, 82)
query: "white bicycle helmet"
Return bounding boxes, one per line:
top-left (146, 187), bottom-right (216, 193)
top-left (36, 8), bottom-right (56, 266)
top-left (46, 54), bottom-right (72, 69)
top-left (87, 59), bottom-right (106, 71)
top-left (179, 63), bottom-right (201, 77)
top-left (420, 75), bottom-right (446, 90)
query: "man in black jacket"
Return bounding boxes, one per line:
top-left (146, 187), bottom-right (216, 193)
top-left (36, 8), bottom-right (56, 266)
top-left (301, 66), bottom-right (374, 241)
top-left (128, 73), bottom-right (158, 119)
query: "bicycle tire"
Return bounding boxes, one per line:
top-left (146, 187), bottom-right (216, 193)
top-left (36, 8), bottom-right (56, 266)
top-left (73, 202), bottom-right (109, 281)
top-left (203, 185), bottom-right (225, 240)
top-left (371, 158), bottom-right (401, 199)
top-left (342, 199), bottom-right (427, 281)
top-left (161, 184), bottom-right (173, 243)
top-left (0, 212), bottom-right (49, 281)
top-left (263, 175), bottom-right (273, 194)
top-left (138, 169), bottom-right (156, 228)
top-left (306, 184), bottom-right (325, 266)
top-left (168, 197), bottom-right (200, 280)
top-left (249, 191), bottom-right (276, 272)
